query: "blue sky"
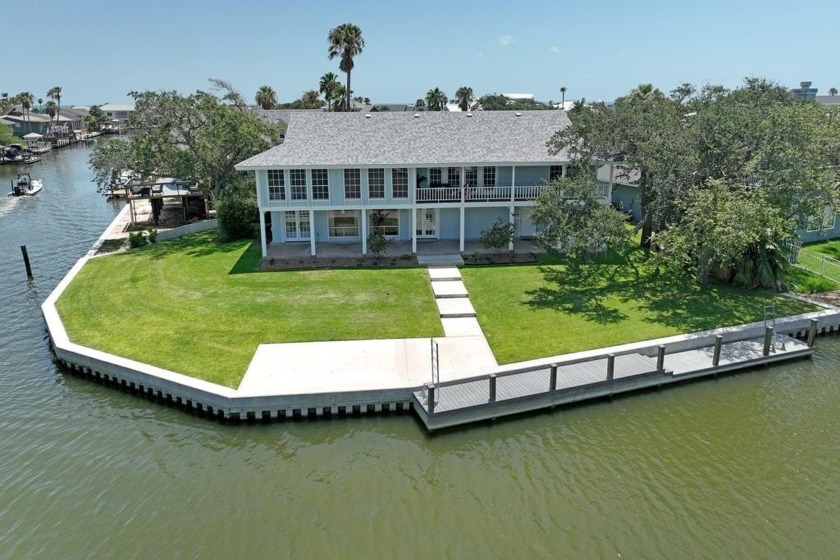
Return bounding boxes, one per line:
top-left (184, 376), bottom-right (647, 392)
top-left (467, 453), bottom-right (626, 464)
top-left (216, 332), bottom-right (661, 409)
top-left (5, 0), bottom-right (838, 107)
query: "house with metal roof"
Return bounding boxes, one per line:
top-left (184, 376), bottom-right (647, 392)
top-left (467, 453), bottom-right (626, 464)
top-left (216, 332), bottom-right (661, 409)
top-left (235, 110), bottom-right (611, 257)
top-left (99, 103), bottom-right (135, 123)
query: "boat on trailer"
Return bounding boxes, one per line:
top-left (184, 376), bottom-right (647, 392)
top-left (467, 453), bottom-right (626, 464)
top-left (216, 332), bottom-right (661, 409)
top-left (8, 173), bottom-right (43, 196)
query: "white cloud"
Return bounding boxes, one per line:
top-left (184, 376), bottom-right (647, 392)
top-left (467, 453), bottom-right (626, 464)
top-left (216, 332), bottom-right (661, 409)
top-left (498, 35), bottom-right (516, 47)
top-left (550, 46), bottom-right (561, 54)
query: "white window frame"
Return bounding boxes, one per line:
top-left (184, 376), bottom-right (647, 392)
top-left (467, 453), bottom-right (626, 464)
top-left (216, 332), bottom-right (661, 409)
top-left (289, 169), bottom-right (307, 200)
top-left (368, 168), bottom-right (385, 199)
top-left (312, 169), bottom-right (329, 200)
top-left (392, 168), bottom-right (408, 199)
top-left (268, 169), bottom-right (285, 200)
top-left (328, 210), bottom-right (360, 239)
top-left (344, 169), bottom-right (361, 199)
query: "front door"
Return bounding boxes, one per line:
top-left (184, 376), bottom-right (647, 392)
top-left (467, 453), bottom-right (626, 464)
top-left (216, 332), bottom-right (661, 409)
top-left (416, 208), bottom-right (438, 239)
top-left (284, 211), bottom-right (311, 241)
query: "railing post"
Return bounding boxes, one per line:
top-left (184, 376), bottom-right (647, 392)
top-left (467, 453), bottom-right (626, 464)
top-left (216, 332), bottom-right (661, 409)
top-left (606, 354), bottom-right (615, 380)
top-left (656, 345), bottom-right (666, 371)
top-left (820, 256), bottom-right (825, 276)
top-left (712, 335), bottom-right (723, 366)
top-left (807, 319), bottom-right (818, 348)
top-left (427, 384), bottom-right (436, 414)
top-left (488, 374), bottom-right (497, 403)
top-left (549, 364), bottom-right (557, 391)
top-left (763, 326), bottom-right (774, 356)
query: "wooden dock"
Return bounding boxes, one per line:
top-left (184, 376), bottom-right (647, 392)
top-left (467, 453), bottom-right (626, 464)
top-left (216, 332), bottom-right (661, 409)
top-left (412, 333), bottom-right (814, 432)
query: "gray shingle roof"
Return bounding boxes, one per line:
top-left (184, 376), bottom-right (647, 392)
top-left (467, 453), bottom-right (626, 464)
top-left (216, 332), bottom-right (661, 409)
top-left (236, 110), bottom-right (571, 169)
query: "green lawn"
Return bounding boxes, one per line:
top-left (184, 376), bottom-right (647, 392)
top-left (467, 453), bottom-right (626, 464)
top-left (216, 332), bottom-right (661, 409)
top-left (461, 248), bottom-right (818, 365)
top-left (797, 241), bottom-right (840, 285)
top-left (56, 232), bottom-right (443, 388)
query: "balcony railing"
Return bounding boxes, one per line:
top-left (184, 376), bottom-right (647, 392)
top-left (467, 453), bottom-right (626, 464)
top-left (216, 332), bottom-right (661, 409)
top-left (416, 186), bottom-right (461, 203)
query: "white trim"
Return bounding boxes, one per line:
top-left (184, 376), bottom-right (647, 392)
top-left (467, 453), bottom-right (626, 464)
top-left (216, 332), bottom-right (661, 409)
top-left (415, 208), bottom-right (439, 239)
top-left (309, 209), bottom-right (316, 255)
top-left (259, 211), bottom-right (267, 257)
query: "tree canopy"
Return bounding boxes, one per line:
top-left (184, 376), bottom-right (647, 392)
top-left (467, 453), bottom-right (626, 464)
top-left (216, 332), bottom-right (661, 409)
top-left (89, 88), bottom-right (281, 198)
top-left (327, 23), bottom-right (364, 111)
top-left (547, 77), bottom-right (840, 288)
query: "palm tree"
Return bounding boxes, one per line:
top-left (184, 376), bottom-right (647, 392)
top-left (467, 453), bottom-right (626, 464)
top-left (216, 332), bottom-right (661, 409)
top-left (425, 87), bottom-right (448, 111)
top-left (37, 97), bottom-right (43, 112)
top-left (44, 100), bottom-right (57, 122)
top-left (18, 92), bottom-right (34, 133)
top-left (255, 85), bottom-right (277, 109)
top-left (319, 72), bottom-right (340, 111)
top-left (47, 86), bottom-right (62, 135)
top-left (560, 86), bottom-right (567, 108)
top-left (628, 83), bottom-right (662, 101)
top-left (327, 22), bottom-right (365, 112)
top-left (301, 89), bottom-right (321, 108)
top-left (332, 85), bottom-right (348, 112)
top-left (414, 98), bottom-right (426, 111)
top-left (830, 87), bottom-right (839, 96)
top-left (454, 86), bottom-right (474, 111)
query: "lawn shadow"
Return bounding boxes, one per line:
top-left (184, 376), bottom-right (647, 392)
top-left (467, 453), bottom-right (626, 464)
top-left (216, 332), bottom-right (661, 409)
top-left (524, 246), bottom-right (796, 331)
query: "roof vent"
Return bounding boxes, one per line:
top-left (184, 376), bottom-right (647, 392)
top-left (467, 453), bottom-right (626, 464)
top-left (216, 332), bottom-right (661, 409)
top-left (413, 113), bottom-right (420, 118)
top-left (466, 112), bottom-right (473, 117)
top-left (365, 113), bottom-right (372, 118)
top-left (515, 112), bottom-right (522, 117)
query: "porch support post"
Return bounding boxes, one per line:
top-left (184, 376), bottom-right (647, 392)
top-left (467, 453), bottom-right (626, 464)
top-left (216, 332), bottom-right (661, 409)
top-left (411, 208), bottom-right (417, 254)
top-left (309, 209), bottom-right (316, 256)
top-left (259, 210), bottom-right (267, 258)
top-left (410, 167), bottom-right (417, 204)
top-left (511, 165), bottom-right (516, 202)
top-left (459, 206), bottom-right (465, 253)
top-left (508, 206), bottom-right (515, 251)
top-left (361, 209), bottom-right (367, 255)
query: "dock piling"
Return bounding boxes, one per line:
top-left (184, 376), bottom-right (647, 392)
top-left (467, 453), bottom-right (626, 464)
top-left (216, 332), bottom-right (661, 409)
top-left (606, 354), bottom-right (615, 380)
top-left (763, 326), bottom-right (774, 356)
top-left (20, 245), bottom-right (33, 279)
top-left (427, 384), bottom-right (436, 414)
top-left (807, 319), bottom-right (818, 348)
top-left (656, 345), bottom-right (666, 371)
top-left (712, 335), bottom-right (723, 366)
top-left (488, 374), bottom-right (497, 402)
top-left (549, 364), bottom-right (557, 391)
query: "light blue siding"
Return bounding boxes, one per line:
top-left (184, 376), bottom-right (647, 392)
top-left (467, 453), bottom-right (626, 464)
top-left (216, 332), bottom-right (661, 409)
top-left (438, 208), bottom-right (461, 239)
top-left (611, 184), bottom-right (642, 222)
top-left (465, 207), bottom-right (509, 238)
top-left (497, 166), bottom-right (513, 187)
top-left (515, 165), bottom-right (548, 186)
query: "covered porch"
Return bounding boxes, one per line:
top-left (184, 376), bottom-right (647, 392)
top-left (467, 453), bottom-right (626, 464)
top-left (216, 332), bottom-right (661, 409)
top-left (264, 238), bottom-right (542, 260)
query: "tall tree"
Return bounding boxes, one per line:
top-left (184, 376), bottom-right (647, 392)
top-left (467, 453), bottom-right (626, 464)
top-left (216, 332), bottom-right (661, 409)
top-left (319, 72), bottom-right (339, 111)
top-left (559, 86), bottom-right (567, 108)
top-left (332, 85), bottom-right (348, 111)
top-left (89, 88), bottom-right (280, 199)
top-left (47, 86), bottom-right (62, 134)
top-left (454, 86), bottom-right (474, 111)
top-left (414, 98), bottom-right (426, 110)
top-left (532, 170), bottom-right (631, 264)
top-left (255, 85), bottom-right (277, 109)
top-left (425, 87), bottom-right (448, 111)
top-left (829, 87), bottom-right (839, 96)
top-left (18, 92), bottom-right (34, 133)
top-left (300, 89), bottom-right (322, 109)
top-left (327, 22), bottom-right (364, 112)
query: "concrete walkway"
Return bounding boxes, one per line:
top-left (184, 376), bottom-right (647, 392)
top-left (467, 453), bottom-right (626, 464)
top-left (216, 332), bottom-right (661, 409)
top-left (237, 260), bottom-right (499, 397)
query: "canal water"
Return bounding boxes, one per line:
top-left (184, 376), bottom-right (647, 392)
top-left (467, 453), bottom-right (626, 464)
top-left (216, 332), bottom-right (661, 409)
top-left (1, 144), bottom-right (839, 557)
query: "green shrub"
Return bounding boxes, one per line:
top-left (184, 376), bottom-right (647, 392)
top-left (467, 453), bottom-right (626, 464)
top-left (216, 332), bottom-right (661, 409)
top-left (146, 228), bottom-right (158, 243)
top-left (216, 183), bottom-right (258, 241)
top-left (128, 231), bottom-right (147, 248)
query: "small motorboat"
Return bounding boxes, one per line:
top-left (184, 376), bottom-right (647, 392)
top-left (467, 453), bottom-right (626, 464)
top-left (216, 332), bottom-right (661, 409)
top-left (8, 173), bottom-right (43, 196)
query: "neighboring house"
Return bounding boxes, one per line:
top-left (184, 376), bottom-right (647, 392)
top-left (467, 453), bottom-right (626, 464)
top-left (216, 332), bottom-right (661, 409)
top-left (599, 164), bottom-right (641, 221)
top-left (235, 110), bottom-right (613, 257)
top-left (1, 110), bottom-right (53, 135)
top-left (99, 103), bottom-right (135, 123)
top-left (816, 95), bottom-right (840, 107)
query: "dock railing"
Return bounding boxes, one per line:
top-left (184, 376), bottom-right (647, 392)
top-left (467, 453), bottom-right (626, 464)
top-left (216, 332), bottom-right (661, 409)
top-left (422, 321), bottom-right (820, 416)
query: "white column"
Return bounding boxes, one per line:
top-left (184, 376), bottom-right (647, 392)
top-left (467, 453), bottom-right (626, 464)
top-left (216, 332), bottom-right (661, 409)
top-left (259, 210), bottom-right (267, 258)
top-left (459, 206), bottom-right (465, 252)
top-left (461, 165), bottom-right (466, 203)
top-left (511, 165), bottom-right (516, 202)
top-left (361, 209), bottom-right (367, 255)
top-left (411, 208), bottom-right (417, 254)
top-left (409, 167), bottom-right (417, 203)
top-left (309, 209), bottom-right (316, 256)
top-left (509, 206), bottom-right (515, 251)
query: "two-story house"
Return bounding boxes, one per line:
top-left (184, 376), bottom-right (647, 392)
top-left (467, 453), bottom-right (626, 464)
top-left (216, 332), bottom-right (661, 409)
top-left (235, 110), bottom-right (611, 258)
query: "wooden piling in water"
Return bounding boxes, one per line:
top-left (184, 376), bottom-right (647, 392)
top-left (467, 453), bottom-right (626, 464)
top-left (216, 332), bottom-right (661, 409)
top-left (20, 245), bottom-right (32, 278)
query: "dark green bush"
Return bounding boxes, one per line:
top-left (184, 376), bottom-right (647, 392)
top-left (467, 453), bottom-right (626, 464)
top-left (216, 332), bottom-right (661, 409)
top-left (216, 183), bottom-right (258, 241)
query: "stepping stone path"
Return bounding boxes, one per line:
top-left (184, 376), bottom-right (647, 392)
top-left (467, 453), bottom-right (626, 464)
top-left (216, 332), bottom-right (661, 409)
top-left (427, 264), bottom-right (487, 338)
